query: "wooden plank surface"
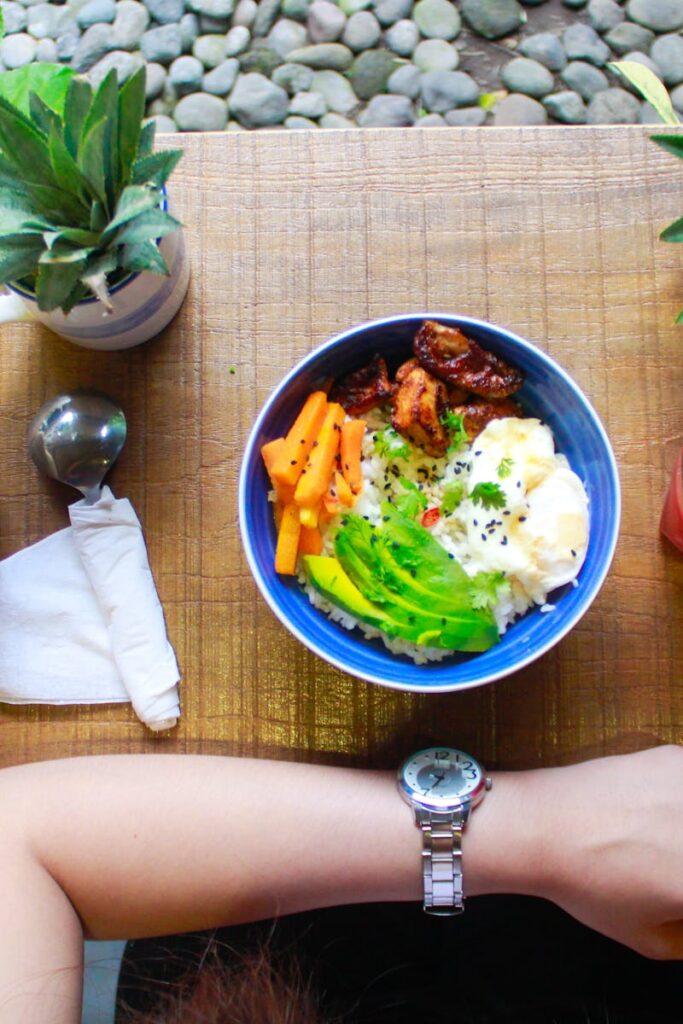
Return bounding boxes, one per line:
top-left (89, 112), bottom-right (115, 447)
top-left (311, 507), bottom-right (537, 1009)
top-left (0, 126), bottom-right (681, 772)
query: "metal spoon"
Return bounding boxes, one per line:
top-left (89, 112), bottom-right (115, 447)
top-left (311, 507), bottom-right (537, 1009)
top-left (28, 391), bottom-right (127, 504)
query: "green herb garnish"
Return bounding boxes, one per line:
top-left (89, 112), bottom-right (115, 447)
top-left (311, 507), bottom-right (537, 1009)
top-left (441, 480), bottom-right (466, 515)
top-left (373, 427), bottom-right (411, 461)
top-left (440, 409), bottom-right (469, 454)
top-left (394, 477), bottom-right (428, 519)
top-left (470, 482), bottom-right (507, 511)
top-left (469, 571), bottom-right (511, 611)
top-left (496, 457), bottom-right (514, 479)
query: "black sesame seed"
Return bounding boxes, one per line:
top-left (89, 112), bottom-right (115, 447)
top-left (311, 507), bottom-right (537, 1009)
top-left (516, 481), bottom-right (521, 488)
top-left (410, 568), bottom-right (416, 578)
top-left (382, 515), bottom-right (390, 522)
top-left (473, 519), bottom-right (478, 527)
top-left (408, 615), bottom-right (415, 623)
top-left (370, 534), bottom-right (378, 544)
top-left (519, 516), bottom-right (527, 523)
top-left (571, 549), bottom-right (577, 557)
top-left (481, 533), bottom-right (487, 542)
top-left (441, 618), bottom-right (446, 626)
top-left (392, 542), bottom-right (399, 550)
top-left (448, 553), bottom-right (454, 559)
top-left (312, 441), bottom-right (319, 447)
top-left (290, 460), bottom-right (297, 466)
top-left (503, 510), bottom-right (511, 515)
top-left (300, 438), bottom-right (305, 444)
top-left (474, 450), bottom-right (482, 456)
top-left (501, 536), bottom-right (508, 546)
top-left (363, 515), bottom-right (369, 521)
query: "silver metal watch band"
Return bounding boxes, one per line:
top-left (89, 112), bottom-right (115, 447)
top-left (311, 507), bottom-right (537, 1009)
top-left (416, 808), bottom-right (466, 916)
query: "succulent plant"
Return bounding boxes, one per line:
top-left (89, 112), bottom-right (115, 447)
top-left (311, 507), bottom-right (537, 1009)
top-left (0, 65), bottom-right (183, 314)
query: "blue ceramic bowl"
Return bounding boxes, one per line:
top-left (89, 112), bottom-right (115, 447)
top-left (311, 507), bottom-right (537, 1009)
top-left (239, 314), bottom-right (620, 692)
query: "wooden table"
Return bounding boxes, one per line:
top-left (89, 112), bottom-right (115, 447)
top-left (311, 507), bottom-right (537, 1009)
top-left (0, 126), bottom-right (681, 772)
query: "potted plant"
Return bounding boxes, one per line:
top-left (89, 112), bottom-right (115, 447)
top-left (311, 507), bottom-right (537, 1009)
top-left (609, 60), bottom-right (683, 552)
top-left (0, 64), bottom-right (187, 350)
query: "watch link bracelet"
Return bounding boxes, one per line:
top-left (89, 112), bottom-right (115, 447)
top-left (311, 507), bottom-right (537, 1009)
top-left (398, 746), bottom-right (491, 917)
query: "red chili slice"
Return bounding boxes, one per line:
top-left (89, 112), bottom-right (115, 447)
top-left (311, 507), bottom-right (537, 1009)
top-left (421, 506), bottom-right (440, 528)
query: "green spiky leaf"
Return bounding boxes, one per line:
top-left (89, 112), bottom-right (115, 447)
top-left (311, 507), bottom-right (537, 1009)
top-left (0, 96), bottom-right (56, 188)
top-left (137, 120), bottom-right (156, 159)
top-left (35, 252), bottom-right (88, 311)
top-left (651, 134), bottom-right (683, 159)
top-left (78, 116), bottom-right (108, 207)
top-left (660, 217), bottom-right (683, 242)
top-left (63, 76), bottom-right (93, 159)
top-left (102, 184), bottom-right (161, 239)
top-left (28, 91), bottom-right (62, 140)
top-left (122, 240), bottom-right (169, 275)
top-left (118, 68), bottom-right (145, 188)
top-left (115, 208), bottom-right (181, 246)
top-left (131, 149), bottom-right (183, 187)
top-left (0, 236), bottom-right (46, 283)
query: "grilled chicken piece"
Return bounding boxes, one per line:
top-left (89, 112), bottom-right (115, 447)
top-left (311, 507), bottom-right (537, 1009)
top-left (450, 398), bottom-right (523, 441)
top-left (329, 353), bottom-right (394, 415)
top-left (396, 358), bottom-right (468, 404)
top-left (414, 320), bottom-right (524, 399)
top-left (391, 363), bottom-right (450, 457)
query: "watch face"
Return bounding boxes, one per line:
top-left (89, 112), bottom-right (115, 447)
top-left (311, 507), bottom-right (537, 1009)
top-left (399, 747), bottom-right (485, 810)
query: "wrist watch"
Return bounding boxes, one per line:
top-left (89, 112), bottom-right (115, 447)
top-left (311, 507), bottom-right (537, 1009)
top-left (398, 746), bottom-right (491, 917)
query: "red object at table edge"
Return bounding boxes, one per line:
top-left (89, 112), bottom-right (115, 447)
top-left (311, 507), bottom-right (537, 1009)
top-left (660, 448), bottom-right (683, 553)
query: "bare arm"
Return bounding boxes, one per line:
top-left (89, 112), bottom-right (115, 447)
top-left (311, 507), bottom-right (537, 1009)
top-left (2, 746), bottom-right (683, 1023)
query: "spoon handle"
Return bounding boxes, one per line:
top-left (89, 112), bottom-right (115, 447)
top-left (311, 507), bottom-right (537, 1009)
top-left (80, 486), bottom-right (103, 505)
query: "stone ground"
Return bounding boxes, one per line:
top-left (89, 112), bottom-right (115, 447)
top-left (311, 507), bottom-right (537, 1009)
top-left (2, 0), bottom-right (683, 130)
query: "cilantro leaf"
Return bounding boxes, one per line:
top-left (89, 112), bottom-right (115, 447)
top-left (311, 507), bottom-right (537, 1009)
top-left (373, 427), bottom-right (411, 461)
top-left (440, 409), bottom-right (469, 454)
top-left (469, 571), bottom-right (511, 611)
top-left (497, 457), bottom-right (513, 480)
top-left (394, 477), bottom-right (428, 519)
top-left (470, 481), bottom-right (507, 511)
top-left (441, 480), bottom-right (466, 515)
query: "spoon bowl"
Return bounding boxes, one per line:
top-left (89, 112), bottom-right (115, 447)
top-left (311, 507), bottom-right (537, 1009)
top-left (28, 391), bottom-right (127, 503)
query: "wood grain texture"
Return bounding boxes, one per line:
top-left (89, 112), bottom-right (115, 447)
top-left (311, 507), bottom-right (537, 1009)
top-left (0, 126), bottom-right (681, 772)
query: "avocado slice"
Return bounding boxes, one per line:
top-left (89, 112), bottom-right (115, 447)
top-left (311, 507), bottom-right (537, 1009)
top-left (333, 514), bottom-right (499, 652)
top-left (302, 555), bottom-right (402, 639)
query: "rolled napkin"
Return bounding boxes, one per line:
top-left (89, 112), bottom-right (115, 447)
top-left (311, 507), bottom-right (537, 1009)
top-left (0, 487), bottom-right (180, 731)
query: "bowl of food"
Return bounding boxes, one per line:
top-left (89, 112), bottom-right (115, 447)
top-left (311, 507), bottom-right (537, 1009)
top-left (239, 314), bottom-right (620, 692)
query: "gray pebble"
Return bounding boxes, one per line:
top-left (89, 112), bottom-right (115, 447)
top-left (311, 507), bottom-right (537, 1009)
top-left (308, 0), bottom-right (347, 42)
top-left (57, 31), bottom-right (81, 60)
top-left (586, 0), bottom-right (623, 32)
top-left (202, 56), bottom-right (240, 92)
top-left (289, 88), bottom-right (328, 115)
top-left (35, 36), bottom-right (58, 59)
top-left (586, 85), bottom-right (641, 122)
top-left (626, 0), bottom-right (683, 31)
top-left (285, 114), bottom-right (320, 126)
top-left (174, 91), bottom-right (229, 128)
top-left (198, 13), bottom-right (230, 31)
top-left (562, 0), bottom-right (587, 7)
top-left (385, 19), bottom-right (418, 55)
top-left (239, 45), bottom-right (280, 73)
top-left (413, 38), bottom-right (458, 71)
top-left (560, 59), bottom-right (608, 99)
top-left (650, 33), bottom-right (683, 86)
top-left (282, 0), bottom-right (310, 18)
top-left (311, 67), bottom-right (359, 109)
top-left (417, 112), bottom-right (447, 125)
top-left (148, 96), bottom-right (173, 114)
top-left (226, 24), bottom-right (252, 54)
top-left (71, 22), bottom-right (114, 69)
top-left (358, 92), bottom-right (415, 124)
top-left (348, 46), bottom-right (397, 97)
top-left (373, 0), bottom-right (412, 25)
top-left (339, 0), bottom-right (371, 11)
top-left (461, 0), bottom-right (524, 40)
top-left (387, 61), bottom-right (422, 97)
top-left (2, 2), bottom-right (27, 34)
top-left (273, 60), bottom-right (315, 92)
top-left (143, 0), bottom-right (184, 23)
top-left (193, 32), bottom-right (227, 66)
top-left (229, 71), bottom-right (289, 125)
top-left (413, 0), bottom-right (461, 39)
top-left (112, 1), bottom-right (150, 49)
top-left (188, 0), bottom-right (234, 15)
top-left (669, 80), bottom-right (683, 110)
top-left (639, 100), bottom-right (667, 122)
top-left (562, 23), bottom-right (610, 65)
top-left (492, 92), bottom-right (548, 123)
top-left (444, 105), bottom-right (486, 124)
top-left (169, 53), bottom-right (204, 93)
top-left (251, 0), bottom-right (281, 36)
top-left (320, 110), bottom-right (356, 125)
top-left (267, 17), bottom-right (306, 56)
top-left (286, 42), bottom-right (353, 68)
top-left (519, 32), bottom-right (567, 71)
top-left (501, 56), bottom-right (554, 97)
top-left (179, 12), bottom-right (199, 48)
top-left (77, 0), bottom-right (117, 29)
top-left (421, 69), bottom-right (479, 110)
top-left (145, 61), bottom-right (167, 98)
top-left (89, 47), bottom-right (141, 84)
top-left (342, 10), bottom-right (381, 50)
top-left (542, 88), bottom-right (586, 121)
top-left (26, 2), bottom-right (60, 38)
top-left (140, 22), bottom-right (182, 62)
top-left (233, 0), bottom-right (257, 24)
top-left (1, 30), bottom-right (36, 65)
top-left (150, 113), bottom-right (178, 131)
top-left (603, 20), bottom-right (654, 54)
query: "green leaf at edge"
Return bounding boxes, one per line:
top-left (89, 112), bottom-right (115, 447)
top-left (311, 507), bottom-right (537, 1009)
top-left (651, 133), bottom-right (683, 159)
top-left (118, 67), bottom-right (146, 189)
top-left (63, 76), bottom-right (93, 160)
top-left (35, 255), bottom-right (87, 312)
top-left (608, 60), bottom-right (679, 126)
top-left (121, 239), bottom-right (169, 276)
top-left (660, 216), bottom-right (683, 242)
top-left (131, 149), bottom-right (183, 188)
top-left (115, 208), bottom-right (181, 246)
top-left (0, 64), bottom-right (74, 117)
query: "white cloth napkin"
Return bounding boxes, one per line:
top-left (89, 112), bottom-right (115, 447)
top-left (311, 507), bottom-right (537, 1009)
top-left (0, 487), bottom-right (180, 731)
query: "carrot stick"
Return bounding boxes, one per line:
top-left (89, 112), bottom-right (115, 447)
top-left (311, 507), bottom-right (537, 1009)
top-left (298, 525), bottom-right (323, 556)
top-left (340, 419), bottom-right (366, 495)
top-left (335, 469), bottom-right (355, 508)
top-left (275, 502), bottom-right (301, 575)
top-left (261, 438), bottom-right (295, 505)
top-left (270, 392), bottom-right (328, 489)
top-left (294, 402), bottom-right (345, 508)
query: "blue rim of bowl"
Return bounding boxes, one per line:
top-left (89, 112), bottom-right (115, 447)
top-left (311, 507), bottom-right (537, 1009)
top-left (239, 313), bottom-right (621, 693)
